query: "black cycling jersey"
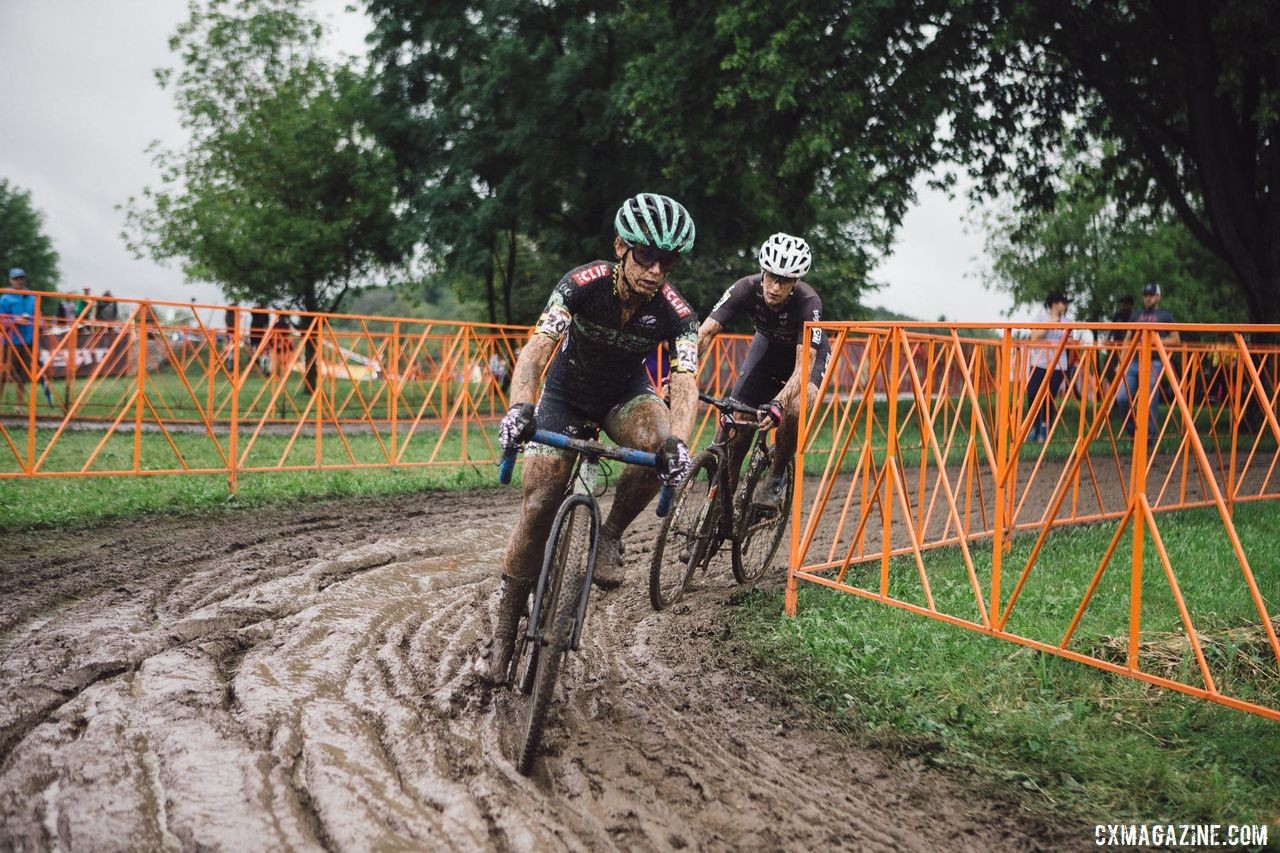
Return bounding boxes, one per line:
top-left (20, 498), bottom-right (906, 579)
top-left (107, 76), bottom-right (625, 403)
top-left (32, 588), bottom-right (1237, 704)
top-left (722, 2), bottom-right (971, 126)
top-left (709, 273), bottom-right (824, 350)
top-left (709, 273), bottom-right (829, 406)
top-left (533, 261), bottom-right (699, 405)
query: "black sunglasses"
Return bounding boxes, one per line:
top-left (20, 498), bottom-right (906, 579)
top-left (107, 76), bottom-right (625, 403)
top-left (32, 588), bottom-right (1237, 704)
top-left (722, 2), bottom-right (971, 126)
top-left (627, 242), bottom-right (680, 272)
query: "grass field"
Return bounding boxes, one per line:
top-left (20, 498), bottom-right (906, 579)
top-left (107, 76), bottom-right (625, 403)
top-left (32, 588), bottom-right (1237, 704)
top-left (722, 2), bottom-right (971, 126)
top-left (0, 426), bottom-right (506, 531)
top-left (728, 502), bottom-right (1280, 829)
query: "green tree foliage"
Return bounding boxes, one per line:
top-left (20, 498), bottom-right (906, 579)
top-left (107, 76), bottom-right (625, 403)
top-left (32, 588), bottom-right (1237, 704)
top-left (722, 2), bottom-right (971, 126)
top-left (124, 0), bottom-right (412, 315)
top-left (365, 0), bottom-right (884, 323)
top-left (961, 0), bottom-right (1280, 323)
top-left (0, 179), bottom-right (60, 290)
top-left (982, 149), bottom-right (1246, 328)
top-left (623, 0), bottom-right (1279, 322)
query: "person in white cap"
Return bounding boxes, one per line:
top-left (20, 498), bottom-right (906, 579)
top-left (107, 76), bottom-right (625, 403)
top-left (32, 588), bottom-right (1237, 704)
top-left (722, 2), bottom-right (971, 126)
top-left (1114, 281), bottom-right (1179, 441)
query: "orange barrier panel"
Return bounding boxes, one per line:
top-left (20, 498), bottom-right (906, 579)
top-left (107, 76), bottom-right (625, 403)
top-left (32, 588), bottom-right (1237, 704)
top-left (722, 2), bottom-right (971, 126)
top-left (786, 321), bottom-right (1280, 721)
top-left (0, 290), bottom-right (762, 487)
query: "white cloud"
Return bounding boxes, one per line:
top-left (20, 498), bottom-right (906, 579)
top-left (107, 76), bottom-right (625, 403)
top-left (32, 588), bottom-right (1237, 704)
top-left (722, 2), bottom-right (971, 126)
top-left (869, 174), bottom-right (1032, 324)
top-left (0, 0), bottom-right (369, 310)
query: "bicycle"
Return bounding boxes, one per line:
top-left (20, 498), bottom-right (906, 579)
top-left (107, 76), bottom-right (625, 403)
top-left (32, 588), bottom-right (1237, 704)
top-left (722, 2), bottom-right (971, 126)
top-left (648, 392), bottom-right (793, 611)
top-left (497, 431), bottom-right (673, 776)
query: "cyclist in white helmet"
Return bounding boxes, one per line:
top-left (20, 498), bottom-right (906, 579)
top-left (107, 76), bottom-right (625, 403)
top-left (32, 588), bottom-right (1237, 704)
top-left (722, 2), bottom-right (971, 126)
top-left (480, 193), bottom-right (700, 684)
top-left (696, 232), bottom-right (830, 511)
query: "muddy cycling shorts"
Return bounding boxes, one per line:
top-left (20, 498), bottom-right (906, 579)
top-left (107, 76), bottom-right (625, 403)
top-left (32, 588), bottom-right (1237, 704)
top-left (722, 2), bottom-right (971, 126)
top-left (529, 374), bottom-right (663, 455)
top-left (730, 334), bottom-right (831, 407)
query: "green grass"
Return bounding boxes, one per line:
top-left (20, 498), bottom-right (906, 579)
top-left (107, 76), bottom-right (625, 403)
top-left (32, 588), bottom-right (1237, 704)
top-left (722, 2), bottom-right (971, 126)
top-left (728, 503), bottom-right (1280, 830)
top-left (732, 502), bottom-right (1280, 824)
top-left (0, 425), bottom-right (510, 532)
top-left (13, 366), bottom-right (508, 425)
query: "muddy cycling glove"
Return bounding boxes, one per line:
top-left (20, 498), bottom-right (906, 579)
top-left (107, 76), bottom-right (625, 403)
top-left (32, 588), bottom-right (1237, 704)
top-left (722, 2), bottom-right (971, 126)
top-left (499, 403), bottom-right (537, 449)
top-left (655, 436), bottom-right (691, 486)
top-left (759, 399), bottom-right (784, 430)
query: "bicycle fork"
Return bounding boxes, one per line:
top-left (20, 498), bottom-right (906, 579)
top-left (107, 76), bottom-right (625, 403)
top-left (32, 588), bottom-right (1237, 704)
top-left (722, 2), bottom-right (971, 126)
top-left (524, 457), bottom-right (602, 657)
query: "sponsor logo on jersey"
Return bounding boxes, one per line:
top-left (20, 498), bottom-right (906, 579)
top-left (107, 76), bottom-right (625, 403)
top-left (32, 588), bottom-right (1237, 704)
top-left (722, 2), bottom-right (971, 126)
top-left (711, 289), bottom-right (732, 315)
top-left (634, 314), bottom-right (657, 329)
top-left (570, 263), bottom-right (611, 287)
top-left (661, 283), bottom-right (693, 318)
top-left (811, 327), bottom-right (824, 347)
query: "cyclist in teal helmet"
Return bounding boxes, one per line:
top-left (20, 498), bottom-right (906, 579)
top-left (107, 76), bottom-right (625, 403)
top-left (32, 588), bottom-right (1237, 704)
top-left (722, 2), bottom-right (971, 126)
top-left (479, 193), bottom-right (700, 685)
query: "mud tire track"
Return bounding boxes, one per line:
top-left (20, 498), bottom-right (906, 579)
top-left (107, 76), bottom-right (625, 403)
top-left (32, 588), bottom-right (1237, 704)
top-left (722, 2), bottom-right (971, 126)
top-left (2, 491), bottom-right (1071, 850)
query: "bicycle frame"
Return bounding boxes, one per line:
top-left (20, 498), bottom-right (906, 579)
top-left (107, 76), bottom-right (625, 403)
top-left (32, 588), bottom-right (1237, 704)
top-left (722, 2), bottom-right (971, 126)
top-left (698, 395), bottom-right (774, 532)
top-left (501, 429), bottom-right (673, 650)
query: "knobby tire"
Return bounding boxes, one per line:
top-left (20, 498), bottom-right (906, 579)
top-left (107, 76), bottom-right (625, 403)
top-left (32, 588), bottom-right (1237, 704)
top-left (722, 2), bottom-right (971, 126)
top-left (517, 500), bottom-right (593, 776)
top-left (732, 458), bottom-right (792, 585)
top-left (649, 450), bottom-right (720, 611)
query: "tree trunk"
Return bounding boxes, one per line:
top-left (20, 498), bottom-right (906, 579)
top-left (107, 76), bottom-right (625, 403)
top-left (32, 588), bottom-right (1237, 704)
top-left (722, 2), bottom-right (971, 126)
top-left (303, 285), bottom-right (319, 397)
top-left (484, 232), bottom-right (497, 325)
top-left (503, 226), bottom-right (517, 325)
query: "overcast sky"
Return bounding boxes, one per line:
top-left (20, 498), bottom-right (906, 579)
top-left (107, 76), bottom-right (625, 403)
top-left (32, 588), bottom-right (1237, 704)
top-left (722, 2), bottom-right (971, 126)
top-left (1, 1), bottom-right (1024, 322)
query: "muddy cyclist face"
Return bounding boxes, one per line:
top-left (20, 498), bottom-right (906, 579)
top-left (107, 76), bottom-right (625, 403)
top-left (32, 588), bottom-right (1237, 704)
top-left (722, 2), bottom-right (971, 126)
top-left (761, 272), bottom-right (798, 308)
top-left (614, 237), bottom-right (672, 299)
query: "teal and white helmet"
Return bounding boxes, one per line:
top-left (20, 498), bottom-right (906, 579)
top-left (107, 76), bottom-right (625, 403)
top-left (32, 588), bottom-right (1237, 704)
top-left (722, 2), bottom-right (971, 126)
top-left (614, 193), bottom-right (696, 253)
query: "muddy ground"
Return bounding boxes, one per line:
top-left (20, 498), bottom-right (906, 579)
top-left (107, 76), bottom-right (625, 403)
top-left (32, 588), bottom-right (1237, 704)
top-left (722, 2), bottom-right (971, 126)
top-left (0, 485), bottom-right (1086, 851)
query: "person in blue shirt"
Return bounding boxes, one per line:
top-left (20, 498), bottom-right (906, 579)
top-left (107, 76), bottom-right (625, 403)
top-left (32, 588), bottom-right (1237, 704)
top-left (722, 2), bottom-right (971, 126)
top-left (0, 268), bottom-right (39, 413)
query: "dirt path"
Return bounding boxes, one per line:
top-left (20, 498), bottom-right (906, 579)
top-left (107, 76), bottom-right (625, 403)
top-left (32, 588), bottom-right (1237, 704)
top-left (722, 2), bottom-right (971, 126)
top-left (1, 489), bottom-right (1070, 851)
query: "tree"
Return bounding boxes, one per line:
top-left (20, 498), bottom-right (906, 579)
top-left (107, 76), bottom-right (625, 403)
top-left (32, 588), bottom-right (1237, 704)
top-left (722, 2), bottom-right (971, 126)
top-left (982, 183), bottom-right (1246, 330)
top-left (960, 0), bottom-right (1280, 323)
top-left (0, 179), bottom-right (60, 290)
top-left (631, 0), bottom-right (1278, 321)
top-left (365, 0), bottom-right (885, 323)
top-left (124, 0), bottom-right (412, 316)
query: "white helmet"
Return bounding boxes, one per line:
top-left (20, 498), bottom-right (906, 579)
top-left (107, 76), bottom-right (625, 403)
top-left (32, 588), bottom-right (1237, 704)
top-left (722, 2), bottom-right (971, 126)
top-left (758, 232), bottom-right (812, 278)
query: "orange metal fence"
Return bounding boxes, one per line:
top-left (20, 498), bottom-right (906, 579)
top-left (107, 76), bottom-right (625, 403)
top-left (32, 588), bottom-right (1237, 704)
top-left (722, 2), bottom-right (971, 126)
top-left (0, 290), bottom-right (786, 486)
top-left (0, 291), bottom-right (532, 486)
top-left (786, 321), bottom-right (1280, 721)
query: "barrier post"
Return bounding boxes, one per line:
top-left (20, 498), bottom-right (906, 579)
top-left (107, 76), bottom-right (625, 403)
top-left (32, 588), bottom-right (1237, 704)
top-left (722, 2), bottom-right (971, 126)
top-left (991, 328), bottom-right (1012, 621)
top-left (229, 308), bottom-right (240, 494)
top-left (880, 328), bottom-right (902, 598)
top-left (133, 307), bottom-right (147, 470)
top-left (390, 321), bottom-right (400, 465)
top-left (785, 324), bottom-right (812, 617)
top-left (465, 324), bottom-right (476, 461)
top-left (1127, 330), bottom-right (1153, 670)
top-left (315, 316), bottom-right (325, 466)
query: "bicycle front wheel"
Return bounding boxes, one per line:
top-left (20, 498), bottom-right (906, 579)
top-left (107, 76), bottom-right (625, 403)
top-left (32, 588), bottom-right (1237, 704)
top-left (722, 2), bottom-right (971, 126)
top-left (649, 450), bottom-right (720, 611)
top-left (732, 459), bottom-right (792, 585)
top-left (517, 497), bottom-right (595, 776)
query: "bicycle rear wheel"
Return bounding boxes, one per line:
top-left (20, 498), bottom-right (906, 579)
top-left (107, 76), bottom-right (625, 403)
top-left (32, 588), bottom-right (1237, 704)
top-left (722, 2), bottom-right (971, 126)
top-left (731, 458), bottom-right (792, 584)
top-left (517, 497), bottom-right (595, 776)
top-left (648, 450), bottom-right (720, 611)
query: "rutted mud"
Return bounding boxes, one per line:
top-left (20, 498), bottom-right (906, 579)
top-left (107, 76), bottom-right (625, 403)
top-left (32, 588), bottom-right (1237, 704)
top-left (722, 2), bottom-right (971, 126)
top-left (2, 489), bottom-right (1070, 850)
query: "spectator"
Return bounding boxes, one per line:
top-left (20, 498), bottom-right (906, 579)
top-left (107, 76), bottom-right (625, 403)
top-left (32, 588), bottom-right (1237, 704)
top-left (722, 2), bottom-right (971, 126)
top-left (75, 286), bottom-right (91, 317)
top-left (488, 351), bottom-right (511, 395)
top-left (1114, 282), bottom-right (1179, 441)
top-left (270, 313), bottom-right (295, 374)
top-left (57, 295), bottom-right (78, 322)
top-left (0, 269), bottom-right (38, 413)
top-left (1108, 295), bottom-right (1134, 342)
top-left (248, 307), bottom-right (271, 371)
top-left (1025, 292), bottom-right (1071, 442)
top-left (95, 290), bottom-right (119, 322)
